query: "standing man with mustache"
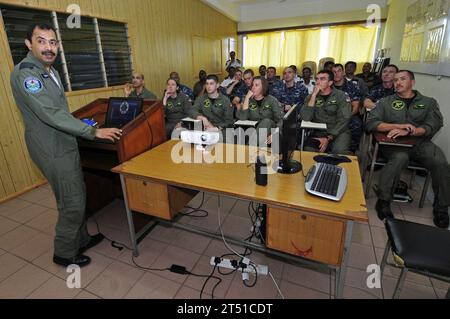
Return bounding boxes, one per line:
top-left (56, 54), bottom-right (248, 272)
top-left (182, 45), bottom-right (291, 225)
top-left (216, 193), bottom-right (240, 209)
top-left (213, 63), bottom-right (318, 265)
top-left (10, 24), bottom-right (122, 267)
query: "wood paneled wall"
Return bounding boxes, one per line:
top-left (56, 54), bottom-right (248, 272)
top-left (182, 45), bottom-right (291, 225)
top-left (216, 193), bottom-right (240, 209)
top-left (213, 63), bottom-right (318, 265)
top-left (0, 0), bottom-right (237, 202)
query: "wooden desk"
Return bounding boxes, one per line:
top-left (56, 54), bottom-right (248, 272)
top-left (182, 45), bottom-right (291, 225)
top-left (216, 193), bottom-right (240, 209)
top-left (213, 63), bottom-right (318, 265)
top-left (112, 140), bottom-right (368, 298)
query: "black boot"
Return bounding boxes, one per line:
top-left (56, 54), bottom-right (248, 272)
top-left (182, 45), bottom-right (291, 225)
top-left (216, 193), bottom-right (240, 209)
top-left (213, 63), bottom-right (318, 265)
top-left (433, 210), bottom-right (449, 229)
top-left (375, 199), bottom-right (394, 220)
top-left (79, 233), bottom-right (105, 255)
top-left (53, 254), bottom-right (91, 268)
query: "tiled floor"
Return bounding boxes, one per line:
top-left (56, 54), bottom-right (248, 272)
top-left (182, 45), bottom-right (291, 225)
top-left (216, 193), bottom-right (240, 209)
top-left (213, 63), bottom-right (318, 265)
top-left (0, 181), bottom-right (448, 299)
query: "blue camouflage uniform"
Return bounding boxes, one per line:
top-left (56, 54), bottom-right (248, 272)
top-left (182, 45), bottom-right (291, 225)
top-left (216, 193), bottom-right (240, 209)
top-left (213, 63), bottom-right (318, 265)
top-left (334, 79), bottom-right (362, 153)
top-left (272, 81), bottom-right (309, 110)
top-left (367, 84), bottom-right (395, 104)
top-left (179, 83), bottom-right (195, 102)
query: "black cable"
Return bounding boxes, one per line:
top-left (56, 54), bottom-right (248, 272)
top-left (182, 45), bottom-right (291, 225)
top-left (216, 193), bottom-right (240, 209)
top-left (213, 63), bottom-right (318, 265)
top-left (198, 264), bottom-right (222, 299)
top-left (179, 192), bottom-right (209, 218)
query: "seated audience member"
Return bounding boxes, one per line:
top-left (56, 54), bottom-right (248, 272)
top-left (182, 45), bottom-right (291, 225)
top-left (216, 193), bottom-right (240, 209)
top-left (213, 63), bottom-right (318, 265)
top-left (230, 69), bottom-right (254, 110)
top-left (220, 66), bottom-right (236, 90)
top-left (225, 69), bottom-right (244, 97)
top-left (237, 76), bottom-right (283, 141)
top-left (163, 79), bottom-right (192, 139)
top-left (190, 74), bottom-right (234, 132)
top-left (323, 61), bottom-right (335, 72)
top-left (333, 64), bottom-right (363, 153)
top-left (225, 51), bottom-right (242, 69)
top-left (299, 67), bottom-right (316, 94)
top-left (267, 66), bottom-right (281, 93)
top-left (345, 61), bottom-right (368, 97)
top-left (272, 66), bottom-right (309, 113)
top-left (301, 70), bottom-right (352, 155)
top-left (289, 65), bottom-right (301, 83)
top-left (259, 65), bottom-right (267, 77)
top-left (124, 72), bottom-right (157, 99)
top-left (357, 62), bottom-right (380, 90)
top-left (364, 64), bottom-right (398, 109)
top-left (169, 71), bottom-right (195, 102)
top-left (193, 70), bottom-right (207, 100)
top-left (365, 70), bottom-right (450, 228)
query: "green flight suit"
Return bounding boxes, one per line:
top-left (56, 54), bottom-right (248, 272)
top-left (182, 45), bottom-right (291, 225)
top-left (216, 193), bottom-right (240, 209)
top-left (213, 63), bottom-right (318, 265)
top-left (366, 91), bottom-right (450, 210)
top-left (301, 89), bottom-right (352, 154)
top-left (236, 95), bottom-right (283, 145)
top-left (129, 87), bottom-right (157, 100)
top-left (190, 93), bottom-right (234, 129)
top-left (236, 94), bottom-right (283, 130)
top-left (164, 92), bottom-right (192, 138)
top-left (10, 52), bottom-right (96, 259)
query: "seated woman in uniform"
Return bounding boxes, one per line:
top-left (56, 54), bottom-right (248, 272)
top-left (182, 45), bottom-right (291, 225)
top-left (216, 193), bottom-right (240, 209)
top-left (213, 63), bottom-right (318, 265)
top-left (237, 76), bottom-right (283, 145)
top-left (163, 78), bottom-right (192, 139)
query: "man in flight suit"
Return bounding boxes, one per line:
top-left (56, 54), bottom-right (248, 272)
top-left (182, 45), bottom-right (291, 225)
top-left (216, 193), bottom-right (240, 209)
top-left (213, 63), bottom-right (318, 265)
top-left (10, 24), bottom-right (122, 267)
top-left (301, 70), bottom-right (352, 155)
top-left (366, 70), bottom-right (450, 228)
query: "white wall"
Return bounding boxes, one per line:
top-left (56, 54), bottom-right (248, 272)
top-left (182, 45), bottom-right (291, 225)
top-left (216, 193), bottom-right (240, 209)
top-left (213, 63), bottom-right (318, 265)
top-left (383, 0), bottom-right (450, 160)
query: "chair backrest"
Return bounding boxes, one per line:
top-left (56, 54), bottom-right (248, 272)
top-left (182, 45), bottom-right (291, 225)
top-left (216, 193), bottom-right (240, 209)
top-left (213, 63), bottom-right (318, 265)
top-left (318, 57), bottom-right (335, 71)
top-left (301, 61), bottom-right (317, 77)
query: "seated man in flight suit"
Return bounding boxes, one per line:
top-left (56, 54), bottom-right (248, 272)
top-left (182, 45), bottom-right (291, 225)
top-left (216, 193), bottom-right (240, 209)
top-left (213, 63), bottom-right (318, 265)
top-left (366, 70), bottom-right (450, 228)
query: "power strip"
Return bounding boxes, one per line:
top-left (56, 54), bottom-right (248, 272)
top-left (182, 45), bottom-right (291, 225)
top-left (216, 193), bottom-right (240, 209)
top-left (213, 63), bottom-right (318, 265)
top-left (210, 257), bottom-right (268, 276)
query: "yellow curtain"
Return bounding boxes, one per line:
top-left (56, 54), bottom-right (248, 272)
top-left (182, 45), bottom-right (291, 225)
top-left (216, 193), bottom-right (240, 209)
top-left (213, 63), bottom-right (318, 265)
top-left (243, 24), bottom-right (378, 73)
top-left (244, 32), bottom-right (283, 70)
top-left (281, 28), bottom-right (321, 69)
top-left (327, 25), bottom-right (378, 71)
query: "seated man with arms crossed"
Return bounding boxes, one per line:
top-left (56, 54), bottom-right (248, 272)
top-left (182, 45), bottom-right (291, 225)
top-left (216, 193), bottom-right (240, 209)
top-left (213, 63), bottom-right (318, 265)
top-left (190, 74), bottom-right (234, 132)
top-left (301, 70), bottom-right (352, 155)
top-left (366, 70), bottom-right (450, 228)
top-left (364, 64), bottom-right (398, 110)
top-left (163, 78), bottom-right (192, 139)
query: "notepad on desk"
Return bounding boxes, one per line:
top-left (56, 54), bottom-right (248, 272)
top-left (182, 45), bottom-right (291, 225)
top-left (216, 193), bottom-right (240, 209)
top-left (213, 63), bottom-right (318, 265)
top-left (301, 121), bottom-right (327, 130)
top-left (234, 120), bottom-right (259, 127)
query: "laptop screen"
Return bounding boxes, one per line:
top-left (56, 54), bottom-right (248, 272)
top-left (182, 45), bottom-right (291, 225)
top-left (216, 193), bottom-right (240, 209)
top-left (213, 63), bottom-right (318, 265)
top-left (105, 98), bottom-right (143, 128)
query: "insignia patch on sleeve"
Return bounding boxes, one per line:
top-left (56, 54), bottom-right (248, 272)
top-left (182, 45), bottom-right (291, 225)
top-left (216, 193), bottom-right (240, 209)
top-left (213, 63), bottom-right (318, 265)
top-left (23, 77), bottom-right (43, 94)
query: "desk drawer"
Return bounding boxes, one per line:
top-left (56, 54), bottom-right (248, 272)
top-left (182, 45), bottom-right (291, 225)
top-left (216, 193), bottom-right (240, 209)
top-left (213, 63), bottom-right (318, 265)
top-left (124, 177), bottom-right (172, 220)
top-left (266, 206), bottom-right (345, 266)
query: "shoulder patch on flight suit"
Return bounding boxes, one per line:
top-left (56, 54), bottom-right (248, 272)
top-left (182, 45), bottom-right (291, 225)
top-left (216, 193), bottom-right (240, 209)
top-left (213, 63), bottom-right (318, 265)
top-left (249, 102), bottom-right (258, 110)
top-left (203, 99), bottom-right (211, 108)
top-left (167, 101), bottom-right (174, 109)
top-left (23, 77), bottom-right (43, 94)
top-left (315, 99), bottom-right (324, 107)
top-left (392, 100), bottom-right (405, 111)
top-left (19, 62), bottom-right (36, 70)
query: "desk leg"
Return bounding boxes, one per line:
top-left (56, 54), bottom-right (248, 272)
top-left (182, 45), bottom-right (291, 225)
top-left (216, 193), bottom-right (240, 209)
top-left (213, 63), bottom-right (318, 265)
top-left (120, 174), bottom-right (139, 257)
top-left (336, 220), bottom-right (354, 299)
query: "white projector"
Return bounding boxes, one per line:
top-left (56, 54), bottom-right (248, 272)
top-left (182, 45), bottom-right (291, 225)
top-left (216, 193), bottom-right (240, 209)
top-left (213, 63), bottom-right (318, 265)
top-left (180, 130), bottom-right (220, 146)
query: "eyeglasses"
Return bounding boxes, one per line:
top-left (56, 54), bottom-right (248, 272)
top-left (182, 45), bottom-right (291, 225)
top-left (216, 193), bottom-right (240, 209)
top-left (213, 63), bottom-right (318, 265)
top-left (36, 38), bottom-right (59, 47)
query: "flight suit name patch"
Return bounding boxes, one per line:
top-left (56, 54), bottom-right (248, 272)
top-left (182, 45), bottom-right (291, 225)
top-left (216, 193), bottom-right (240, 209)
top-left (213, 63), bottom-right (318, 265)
top-left (23, 77), bottom-right (43, 94)
top-left (413, 104), bottom-right (426, 110)
top-left (392, 100), bottom-right (405, 111)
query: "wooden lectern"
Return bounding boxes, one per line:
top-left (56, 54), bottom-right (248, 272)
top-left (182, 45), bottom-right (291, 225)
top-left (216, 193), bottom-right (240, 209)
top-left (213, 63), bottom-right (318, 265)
top-left (72, 98), bottom-right (166, 214)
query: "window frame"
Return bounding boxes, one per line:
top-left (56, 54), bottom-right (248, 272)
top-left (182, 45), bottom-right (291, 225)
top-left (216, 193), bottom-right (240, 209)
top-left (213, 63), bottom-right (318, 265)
top-left (0, 2), bottom-right (134, 93)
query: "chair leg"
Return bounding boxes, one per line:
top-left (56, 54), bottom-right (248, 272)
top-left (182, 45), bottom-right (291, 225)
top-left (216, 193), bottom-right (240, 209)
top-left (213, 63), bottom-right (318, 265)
top-left (419, 172), bottom-right (431, 208)
top-left (392, 268), bottom-right (408, 299)
top-left (365, 142), bottom-right (379, 198)
top-left (380, 240), bottom-right (390, 276)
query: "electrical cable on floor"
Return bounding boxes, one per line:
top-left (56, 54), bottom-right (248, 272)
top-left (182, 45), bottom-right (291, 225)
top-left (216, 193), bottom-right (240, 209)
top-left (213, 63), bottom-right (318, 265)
top-left (179, 192), bottom-right (209, 217)
top-left (269, 271), bottom-right (285, 299)
top-left (198, 264), bottom-right (222, 299)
